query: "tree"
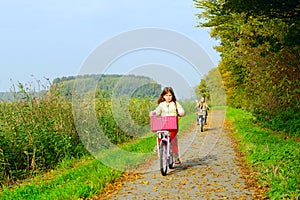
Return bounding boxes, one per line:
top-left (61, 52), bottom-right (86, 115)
top-left (194, 0), bottom-right (300, 116)
top-left (196, 68), bottom-right (226, 107)
top-left (197, 79), bottom-right (210, 100)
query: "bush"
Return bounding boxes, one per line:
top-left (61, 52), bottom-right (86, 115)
top-left (254, 107), bottom-right (300, 137)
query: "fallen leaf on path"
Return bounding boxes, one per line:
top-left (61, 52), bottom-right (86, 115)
top-left (143, 181), bottom-right (149, 185)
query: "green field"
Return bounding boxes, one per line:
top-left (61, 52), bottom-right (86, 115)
top-left (227, 107), bottom-right (300, 199)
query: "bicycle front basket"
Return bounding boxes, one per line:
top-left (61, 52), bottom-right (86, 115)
top-left (150, 116), bottom-right (178, 132)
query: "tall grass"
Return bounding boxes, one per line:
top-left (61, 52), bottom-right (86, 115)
top-left (0, 84), bottom-right (86, 185)
top-left (0, 80), bottom-right (159, 185)
top-left (95, 96), bottom-right (154, 144)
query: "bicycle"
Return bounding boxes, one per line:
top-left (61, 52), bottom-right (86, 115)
top-left (197, 113), bottom-right (206, 132)
top-left (150, 116), bottom-right (178, 176)
top-left (196, 107), bottom-right (208, 132)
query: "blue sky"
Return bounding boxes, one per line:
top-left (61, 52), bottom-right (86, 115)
top-left (0, 0), bottom-right (220, 93)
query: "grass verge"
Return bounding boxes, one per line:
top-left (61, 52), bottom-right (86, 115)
top-left (0, 113), bottom-right (195, 200)
top-left (226, 107), bottom-right (300, 199)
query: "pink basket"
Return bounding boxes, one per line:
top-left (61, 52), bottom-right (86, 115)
top-left (150, 116), bottom-right (178, 132)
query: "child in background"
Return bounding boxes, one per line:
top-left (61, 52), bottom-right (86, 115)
top-left (195, 97), bottom-right (209, 125)
top-left (151, 87), bottom-right (185, 164)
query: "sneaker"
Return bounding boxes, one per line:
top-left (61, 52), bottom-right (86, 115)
top-left (175, 158), bottom-right (182, 165)
top-left (174, 153), bottom-right (181, 164)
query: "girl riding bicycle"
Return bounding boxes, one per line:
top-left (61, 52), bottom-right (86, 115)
top-left (151, 87), bottom-right (185, 164)
top-left (195, 97), bottom-right (209, 125)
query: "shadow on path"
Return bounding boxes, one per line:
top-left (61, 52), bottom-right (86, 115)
top-left (168, 154), bottom-right (218, 175)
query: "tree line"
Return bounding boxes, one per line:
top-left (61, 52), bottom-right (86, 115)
top-left (53, 74), bottom-right (162, 98)
top-left (194, 0), bottom-right (300, 135)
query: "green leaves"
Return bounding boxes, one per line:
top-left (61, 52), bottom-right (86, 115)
top-left (196, 68), bottom-right (226, 107)
top-left (194, 0), bottom-right (300, 129)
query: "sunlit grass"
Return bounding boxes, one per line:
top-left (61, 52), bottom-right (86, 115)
top-left (226, 107), bottom-right (300, 199)
top-left (0, 156), bottom-right (122, 200)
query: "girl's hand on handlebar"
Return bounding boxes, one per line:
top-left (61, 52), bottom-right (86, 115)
top-left (150, 111), bottom-right (156, 116)
top-left (178, 112), bottom-right (184, 117)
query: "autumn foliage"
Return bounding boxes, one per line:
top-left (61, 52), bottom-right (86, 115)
top-left (194, 0), bottom-right (300, 135)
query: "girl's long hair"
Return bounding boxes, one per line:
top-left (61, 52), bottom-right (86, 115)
top-left (157, 87), bottom-right (177, 104)
top-left (197, 97), bottom-right (206, 108)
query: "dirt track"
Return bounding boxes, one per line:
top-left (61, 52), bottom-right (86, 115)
top-left (97, 110), bottom-right (257, 199)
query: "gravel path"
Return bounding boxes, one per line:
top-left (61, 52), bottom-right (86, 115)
top-left (98, 110), bottom-right (256, 199)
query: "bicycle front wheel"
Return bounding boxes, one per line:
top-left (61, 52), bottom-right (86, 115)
top-left (159, 141), bottom-right (168, 176)
top-left (199, 116), bottom-right (204, 132)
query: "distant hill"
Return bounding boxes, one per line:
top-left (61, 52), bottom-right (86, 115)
top-left (0, 74), bottom-right (162, 102)
top-left (52, 74), bottom-right (162, 98)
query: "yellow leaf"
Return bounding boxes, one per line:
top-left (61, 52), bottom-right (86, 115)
top-left (143, 181), bottom-right (149, 185)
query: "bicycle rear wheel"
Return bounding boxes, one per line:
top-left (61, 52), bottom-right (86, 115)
top-left (159, 141), bottom-right (168, 176)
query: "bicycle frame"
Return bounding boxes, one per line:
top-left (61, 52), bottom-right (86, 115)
top-left (156, 130), bottom-right (174, 176)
